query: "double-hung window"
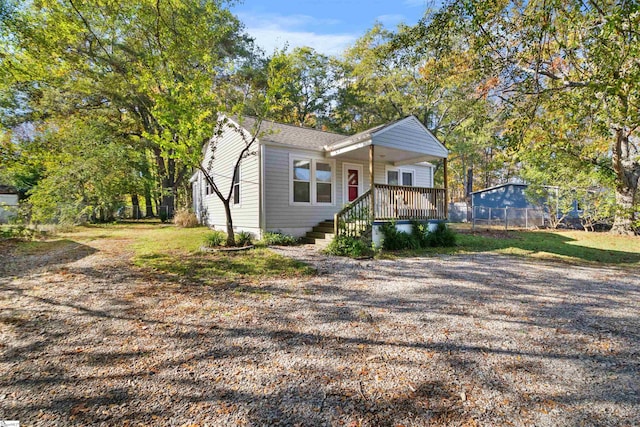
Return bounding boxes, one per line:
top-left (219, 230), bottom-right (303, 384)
top-left (386, 167), bottom-right (415, 186)
top-left (291, 156), bottom-right (334, 205)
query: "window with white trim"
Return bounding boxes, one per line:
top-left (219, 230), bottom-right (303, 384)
top-left (232, 163), bottom-right (240, 205)
top-left (386, 167), bottom-right (415, 186)
top-left (291, 156), bottom-right (334, 205)
top-left (293, 159), bottom-right (311, 203)
top-left (315, 161), bottom-right (333, 204)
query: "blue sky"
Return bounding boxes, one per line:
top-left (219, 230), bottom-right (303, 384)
top-left (231, 0), bottom-right (435, 56)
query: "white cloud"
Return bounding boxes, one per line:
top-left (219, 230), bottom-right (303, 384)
top-left (237, 11), bottom-right (357, 56)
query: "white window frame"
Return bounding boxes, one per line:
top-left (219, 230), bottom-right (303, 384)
top-left (385, 165), bottom-right (416, 187)
top-left (232, 163), bottom-right (241, 207)
top-left (289, 154), bottom-right (336, 206)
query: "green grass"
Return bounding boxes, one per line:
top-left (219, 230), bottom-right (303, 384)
top-left (19, 221), bottom-right (316, 285)
top-left (385, 226), bottom-right (640, 266)
top-left (119, 223), bottom-right (314, 284)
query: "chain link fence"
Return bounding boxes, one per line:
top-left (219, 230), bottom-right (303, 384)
top-left (472, 206), bottom-right (546, 230)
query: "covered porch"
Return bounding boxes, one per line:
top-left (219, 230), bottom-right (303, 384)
top-left (323, 116), bottom-right (449, 238)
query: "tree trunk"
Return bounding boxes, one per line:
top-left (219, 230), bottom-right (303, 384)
top-left (223, 200), bottom-right (236, 246)
top-left (131, 194), bottom-right (140, 219)
top-left (154, 148), bottom-right (176, 219)
top-left (144, 189), bottom-right (154, 217)
top-left (611, 129), bottom-right (640, 235)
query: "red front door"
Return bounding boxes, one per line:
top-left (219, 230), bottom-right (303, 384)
top-left (347, 169), bottom-right (359, 202)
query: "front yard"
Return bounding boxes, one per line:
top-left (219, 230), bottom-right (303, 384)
top-left (1, 223), bottom-right (639, 426)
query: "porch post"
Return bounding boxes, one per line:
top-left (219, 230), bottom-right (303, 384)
top-left (443, 157), bottom-right (449, 219)
top-left (369, 144), bottom-right (375, 223)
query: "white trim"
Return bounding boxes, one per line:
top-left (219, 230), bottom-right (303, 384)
top-left (327, 140), bottom-right (370, 157)
top-left (258, 143), bottom-right (266, 234)
top-left (342, 162), bottom-right (363, 205)
top-left (232, 162), bottom-right (241, 207)
top-left (289, 153), bottom-right (336, 206)
top-left (385, 165), bottom-right (416, 186)
top-left (393, 156), bottom-right (439, 166)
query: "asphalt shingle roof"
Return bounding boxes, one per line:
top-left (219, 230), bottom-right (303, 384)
top-left (232, 116), bottom-right (346, 150)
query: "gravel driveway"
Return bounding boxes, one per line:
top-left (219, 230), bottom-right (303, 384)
top-left (1, 238), bottom-right (639, 426)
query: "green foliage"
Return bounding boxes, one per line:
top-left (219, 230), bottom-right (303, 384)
top-left (266, 47), bottom-right (335, 127)
top-left (380, 222), bottom-right (420, 251)
top-left (235, 231), bottom-right (253, 247)
top-left (261, 231), bottom-right (299, 246)
top-left (205, 230), bottom-right (226, 248)
top-left (423, 222), bottom-right (457, 247)
top-left (381, 221), bottom-right (456, 250)
top-left (325, 236), bottom-right (374, 258)
top-left (0, 225), bottom-right (44, 240)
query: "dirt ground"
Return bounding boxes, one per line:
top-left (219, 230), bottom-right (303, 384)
top-left (1, 234), bottom-right (639, 426)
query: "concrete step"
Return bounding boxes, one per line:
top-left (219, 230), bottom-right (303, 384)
top-left (312, 225), bottom-right (334, 233)
top-left (318, 220), bottom-right (335, 228)
top-left (306, 231), bottom-right (334, 239)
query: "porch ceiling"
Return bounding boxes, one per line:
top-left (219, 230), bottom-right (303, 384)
top-left (326, 144), bottom-right (441, 166)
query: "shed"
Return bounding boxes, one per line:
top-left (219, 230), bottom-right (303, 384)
top-left (471, 183), bottom-right (544, 227)
top-left (0, 185), bottom-right (19, 224)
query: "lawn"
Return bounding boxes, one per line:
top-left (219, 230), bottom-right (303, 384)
top-left (15, 221), bottom-right (316, 285)
top-left (386, 225), bottom-right (640, 266)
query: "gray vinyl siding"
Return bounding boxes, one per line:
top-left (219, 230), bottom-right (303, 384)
top-left (263, 145), bottom-right (434, 236)
top-left (372, 117), bottom-right (448, 158)
top-left (199, 127), bottom-right (260, 235)
top-left (264, 146), bottom-right (339, 235)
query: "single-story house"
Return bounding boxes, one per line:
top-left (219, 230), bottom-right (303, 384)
top-left (0, 185), bottom-right (19, 224)
top-left (191, 115), bottom-right (449, 245)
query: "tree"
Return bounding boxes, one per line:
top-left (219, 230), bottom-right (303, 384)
top-left (198, 116), bottom-right (261, 246)
top-left (436, 0), bottom-right (640, 234)
top-left (266, 47), bottom-right (336, 127)
top-left (0, 0), bottom-right (254, 218)
top-left (333, 22), bottom-right (502, 194)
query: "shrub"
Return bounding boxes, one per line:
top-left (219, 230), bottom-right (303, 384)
top-left (235, 231), bottom-right (254, 247)
top-left (0, 225), bottom-right (36, 240)
top-left (173, 208), bottom-right (199, 228)
top-left (325, 235), bottom-right (374, 258)
top-left (424, 222), bottom-right (457, 247)
top-left (411, 220), bottom-right (430, 248)
top-left (261, 231), bottom-right (299, 246)
top-left (380, 221), bottom-right (420, 251)
top-left (204, 230), bottom-right (226, 247)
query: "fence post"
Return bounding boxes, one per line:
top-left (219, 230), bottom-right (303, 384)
top-left (505, 207), bottom-right (508, 230)
top-left (488, 207), bottom-right (492, 226)
top-left (472, 205), bottom-right (475, 230)
top-left (525, 208), bottom-right (528, 229)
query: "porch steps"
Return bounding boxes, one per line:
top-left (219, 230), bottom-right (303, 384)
top-left (301, 219), bottom-right (335, 246)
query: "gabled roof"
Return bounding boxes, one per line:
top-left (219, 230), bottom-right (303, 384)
top-left (324, 117), bottom-right (405, 150)
top-left (231, 116), bottom-right (345, 150)
top-left (325, 115), bottom-right (448, 160)
top-left (470, 182), bottom-right (528, 195)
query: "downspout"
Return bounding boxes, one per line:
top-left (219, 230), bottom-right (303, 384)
top-left (258, 143), bottom-right (266, 238)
